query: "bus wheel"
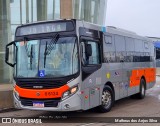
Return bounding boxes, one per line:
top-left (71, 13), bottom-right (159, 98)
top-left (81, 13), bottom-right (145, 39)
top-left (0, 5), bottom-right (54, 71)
top-left (136, 78), bottom-right (146, 99)
top-left (97, 85), bottom-right (114, 113)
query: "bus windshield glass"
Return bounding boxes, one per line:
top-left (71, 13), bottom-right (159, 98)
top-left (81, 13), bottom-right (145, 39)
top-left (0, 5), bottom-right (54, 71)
top-left (15, 37), bottom-right (79, 78)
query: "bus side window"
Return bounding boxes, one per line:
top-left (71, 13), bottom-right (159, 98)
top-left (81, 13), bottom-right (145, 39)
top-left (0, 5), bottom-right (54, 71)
top-left (115, 35), bottom-right (126, 62)
top-left (125, 51), bottom-right (131, 62)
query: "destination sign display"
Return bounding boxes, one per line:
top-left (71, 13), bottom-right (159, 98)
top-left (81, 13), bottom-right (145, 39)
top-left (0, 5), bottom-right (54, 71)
top-left (16, 21), bottom-right (74, 36)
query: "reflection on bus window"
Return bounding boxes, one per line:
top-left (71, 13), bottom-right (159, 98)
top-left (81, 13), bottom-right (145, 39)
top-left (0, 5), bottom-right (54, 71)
top-left (81, 40), bottom-right (100, 65)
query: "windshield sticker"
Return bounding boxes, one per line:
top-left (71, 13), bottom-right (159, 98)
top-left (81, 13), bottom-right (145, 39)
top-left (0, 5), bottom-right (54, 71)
top-left (16, 41), bottom-right (28, 46)
top-left (20, 41), bottom-right (25, 46)
top-left (38, 70), bottom-right (45, 77)
top-left (16, 42), bottom-right (25, 46)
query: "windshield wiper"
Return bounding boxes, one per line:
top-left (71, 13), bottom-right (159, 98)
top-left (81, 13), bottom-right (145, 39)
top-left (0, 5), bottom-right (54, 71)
top-left (30, 45), bottom-right (33, 70)
top-left (24, 37), bottom-right (30, 57)
top-left (44, 34), bottom-right (59, 68)
top-left (72, 38), bottom-right (77, 74)
top-left (23, 37), bottom-right (33, 70)
top-left (44, 42), bottom-right (47, 68)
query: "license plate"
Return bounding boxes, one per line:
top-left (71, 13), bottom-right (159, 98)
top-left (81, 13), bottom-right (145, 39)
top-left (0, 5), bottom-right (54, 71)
top-left (33, 102), bottom-right (44, 108)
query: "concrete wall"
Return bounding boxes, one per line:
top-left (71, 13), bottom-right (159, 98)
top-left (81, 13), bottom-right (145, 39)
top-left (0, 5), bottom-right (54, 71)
top-left (0, 0), bottom-right (13, 111)
top-left (0, 84), bottom-right (13, 110)
top-left (0, 0), bottom-right (12, 84)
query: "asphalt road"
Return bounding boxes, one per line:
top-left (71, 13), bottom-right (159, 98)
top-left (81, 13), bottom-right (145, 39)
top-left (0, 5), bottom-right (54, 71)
top-left (1, 77), bottom-right (160, 126)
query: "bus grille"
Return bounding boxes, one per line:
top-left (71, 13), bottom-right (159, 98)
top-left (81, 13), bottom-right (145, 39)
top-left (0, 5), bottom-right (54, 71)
top-left (16, 79), bottom-right (65, 89)
top-left (20, 97), bottom-right (60, 107)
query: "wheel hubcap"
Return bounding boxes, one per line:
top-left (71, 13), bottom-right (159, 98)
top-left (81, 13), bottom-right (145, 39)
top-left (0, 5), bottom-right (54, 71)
top-left (102, 91), bottom-right (111, 108)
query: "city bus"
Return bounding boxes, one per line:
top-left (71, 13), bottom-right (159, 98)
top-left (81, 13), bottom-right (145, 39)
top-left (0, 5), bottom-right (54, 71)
top-left (5, 19), bottom-right (156, 112)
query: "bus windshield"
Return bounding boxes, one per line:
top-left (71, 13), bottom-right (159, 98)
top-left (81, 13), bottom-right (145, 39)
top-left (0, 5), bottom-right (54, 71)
top-left (15, 37), bottom-right (79, 78)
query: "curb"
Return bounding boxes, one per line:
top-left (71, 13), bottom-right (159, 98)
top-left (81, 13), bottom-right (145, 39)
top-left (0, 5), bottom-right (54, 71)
top-left (0, 108), bottom-right (19, 113)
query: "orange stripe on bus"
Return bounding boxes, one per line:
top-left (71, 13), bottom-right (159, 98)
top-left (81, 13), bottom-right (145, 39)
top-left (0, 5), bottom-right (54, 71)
top-left (129, 68), bottom-right (156, 87)
top-left (15, 84), bottom-right (69, 99)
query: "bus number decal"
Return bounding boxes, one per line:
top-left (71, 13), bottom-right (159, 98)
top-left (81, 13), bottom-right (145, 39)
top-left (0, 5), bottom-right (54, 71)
top-left (45, 92), bottom-right (58, 96)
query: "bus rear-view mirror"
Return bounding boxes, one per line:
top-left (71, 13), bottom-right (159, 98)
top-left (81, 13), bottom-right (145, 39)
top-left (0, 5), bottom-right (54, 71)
top-left (5, 41), bottom-right (16, 67)
top-left (5, 47), bottom-right (9, 62)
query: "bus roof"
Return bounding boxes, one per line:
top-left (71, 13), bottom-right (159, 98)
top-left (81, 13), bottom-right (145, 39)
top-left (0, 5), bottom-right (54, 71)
top-left (17, 19), bottom-right (152, 42)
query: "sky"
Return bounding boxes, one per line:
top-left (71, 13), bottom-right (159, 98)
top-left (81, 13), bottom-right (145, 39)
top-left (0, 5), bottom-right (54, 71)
top-left (106, 0), bottom-right (160, 37)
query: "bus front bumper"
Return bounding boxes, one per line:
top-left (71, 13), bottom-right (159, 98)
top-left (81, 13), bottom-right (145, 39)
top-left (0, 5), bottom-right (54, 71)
top-left (13, 92), bottom-right (82, 111)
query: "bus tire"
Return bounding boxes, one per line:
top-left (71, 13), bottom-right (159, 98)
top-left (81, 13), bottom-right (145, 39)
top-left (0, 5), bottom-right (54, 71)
top-left (97, 85), bottom-right (114, 113)
top-left (136, 78), bottom-right (146, 99)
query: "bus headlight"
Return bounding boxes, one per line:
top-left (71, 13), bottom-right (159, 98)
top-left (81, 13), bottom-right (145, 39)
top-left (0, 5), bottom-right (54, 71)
top-left (14, 88), bottom-right (19, 100)
top-left (62, 86), bottom-right (78, 100)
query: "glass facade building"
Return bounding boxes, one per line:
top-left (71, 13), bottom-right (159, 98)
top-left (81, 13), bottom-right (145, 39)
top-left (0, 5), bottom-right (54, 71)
top-left (0, 0), bottom-right (107, 84)
top-left (73, 0), bottom-right (107, 25)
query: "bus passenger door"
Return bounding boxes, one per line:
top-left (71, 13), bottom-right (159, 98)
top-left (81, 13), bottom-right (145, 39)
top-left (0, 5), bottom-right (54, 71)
top-left (80, 38), bottom-right (102, 109)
